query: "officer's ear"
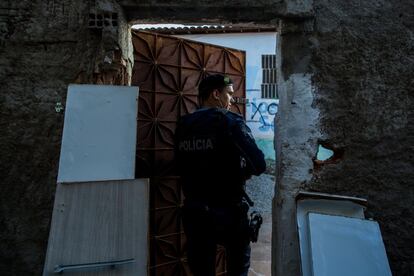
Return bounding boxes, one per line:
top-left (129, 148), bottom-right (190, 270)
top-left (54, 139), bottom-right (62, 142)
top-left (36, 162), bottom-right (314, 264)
top-left (212, 89), bottom-right (220, 100)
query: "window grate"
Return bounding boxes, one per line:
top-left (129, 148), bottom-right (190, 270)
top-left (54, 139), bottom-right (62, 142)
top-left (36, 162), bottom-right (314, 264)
top-left (262, 54), bottom-right (277, 69)
top-left (261, 84), bottom-right (278, 99)
top-left (262, 68), bottom-right (277, 84)
top-left (261, 55), bottom-right (278, 99)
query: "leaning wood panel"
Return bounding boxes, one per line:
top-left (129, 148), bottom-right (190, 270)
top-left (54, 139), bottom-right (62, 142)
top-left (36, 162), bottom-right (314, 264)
top-left (43, 179), bottom-right (149, 276)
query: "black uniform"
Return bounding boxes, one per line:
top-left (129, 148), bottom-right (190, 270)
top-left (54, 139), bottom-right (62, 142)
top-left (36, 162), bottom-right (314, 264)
top-left (175, 107), bottom-right (266, 276)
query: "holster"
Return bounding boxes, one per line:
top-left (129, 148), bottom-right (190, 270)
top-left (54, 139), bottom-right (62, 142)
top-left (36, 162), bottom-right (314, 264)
top-left (248, 211), bottom-right (263, 243)
top-left (241, 191), bottom-right (263, 243)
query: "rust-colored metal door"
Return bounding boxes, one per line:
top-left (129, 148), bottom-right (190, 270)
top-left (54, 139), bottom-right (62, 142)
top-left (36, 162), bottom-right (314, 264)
top-left (131, 30), bottom-right (246, 276)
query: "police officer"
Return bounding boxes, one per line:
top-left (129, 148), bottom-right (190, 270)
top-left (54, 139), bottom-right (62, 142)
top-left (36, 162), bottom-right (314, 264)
top-left (175, 74), bottom-right (266, 276)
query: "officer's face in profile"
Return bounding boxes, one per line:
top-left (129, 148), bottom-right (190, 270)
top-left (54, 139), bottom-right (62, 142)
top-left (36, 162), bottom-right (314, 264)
top-left (217, 85), bottom-right (234, 110)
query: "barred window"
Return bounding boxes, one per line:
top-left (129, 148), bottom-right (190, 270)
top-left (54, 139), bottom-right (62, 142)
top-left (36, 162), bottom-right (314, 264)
top-left (262, 54), bottom-right (276, 69)
top-left (261, 84), bottom-right (278, 99)
top-left (261, 55), bottom-right (278, 99)
top-left (262, 68), bottom-right (277, 84)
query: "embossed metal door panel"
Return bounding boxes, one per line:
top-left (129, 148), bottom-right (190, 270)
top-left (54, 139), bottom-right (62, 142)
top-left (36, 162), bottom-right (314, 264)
top-left (132, 31), bottom-right (246, 276)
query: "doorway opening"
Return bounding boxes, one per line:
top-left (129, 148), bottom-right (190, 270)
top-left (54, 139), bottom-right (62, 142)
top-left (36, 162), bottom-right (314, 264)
top-left (131, 22), bottom-right (278, 276)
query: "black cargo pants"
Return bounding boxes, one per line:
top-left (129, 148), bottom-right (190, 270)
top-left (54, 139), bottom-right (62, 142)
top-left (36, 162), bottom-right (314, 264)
top-left (182, 200), bottom-right (251, 276)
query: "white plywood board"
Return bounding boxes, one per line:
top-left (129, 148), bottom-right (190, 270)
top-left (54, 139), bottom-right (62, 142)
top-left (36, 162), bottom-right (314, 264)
top-left (297, 199), bottom-right (366, 276)
top-left (308, 213), bottom-right (392, 276)
top-left (43, 179), bottom-right (149, 276)
top-left (57, 84), bottom-right (138, 183)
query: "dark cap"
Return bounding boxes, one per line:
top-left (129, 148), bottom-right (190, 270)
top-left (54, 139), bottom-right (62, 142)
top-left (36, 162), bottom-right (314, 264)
top-left (198, 74), bottom-right (233, 102)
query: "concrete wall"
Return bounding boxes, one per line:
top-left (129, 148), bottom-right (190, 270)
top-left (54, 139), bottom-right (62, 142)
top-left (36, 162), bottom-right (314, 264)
top-left (311, 1), bottom-right (414, 274)
top-left (0, 1), bottom-right (132, 274)
top-left (1, 0), bottom-right (413, 275)
top-left (274, 1), bottom-right (414, 275)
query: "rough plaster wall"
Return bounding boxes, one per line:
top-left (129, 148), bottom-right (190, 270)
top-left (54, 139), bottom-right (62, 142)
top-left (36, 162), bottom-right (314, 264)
top-left (274, 0), bottom-right (414, 275)
top-left (273, 31), bottom-right (320, 276)
top-left (0, 1), bottom-right (131, 274)
top-left (311, 1), bottom-right (414, 274)
top-left (121, 0), bottom-right (285, 23)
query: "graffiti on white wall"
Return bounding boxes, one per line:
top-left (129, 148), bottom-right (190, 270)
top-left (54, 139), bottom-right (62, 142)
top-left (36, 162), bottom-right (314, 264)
top-left (249, 98), bottom-right (278, 133)
top-left (247, 93), bottom-right (278, 136)
top-left (246, 96), bottom-right (278, 160)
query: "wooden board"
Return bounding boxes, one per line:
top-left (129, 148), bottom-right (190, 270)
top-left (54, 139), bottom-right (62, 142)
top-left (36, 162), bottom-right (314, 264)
top-left (43, 179), bottom-right (149, 276)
